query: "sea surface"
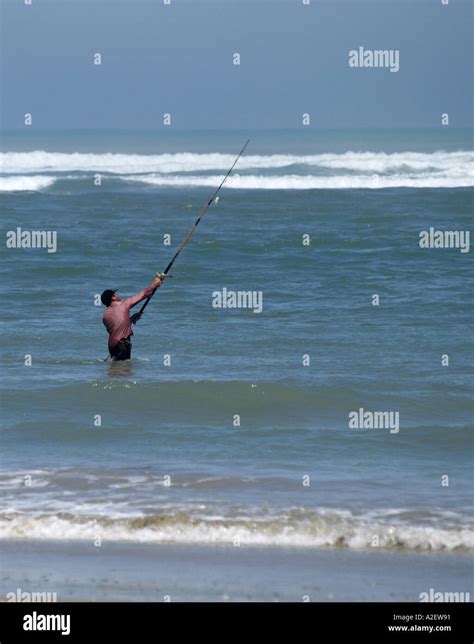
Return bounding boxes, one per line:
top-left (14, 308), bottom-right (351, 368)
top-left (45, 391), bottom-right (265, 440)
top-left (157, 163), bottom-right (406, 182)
top-left (1, 128), bottom-right (473, 552)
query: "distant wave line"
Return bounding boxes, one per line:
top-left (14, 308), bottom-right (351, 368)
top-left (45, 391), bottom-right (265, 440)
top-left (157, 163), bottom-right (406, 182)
top-left (1, 150), bottom-right (473, 175)
top-left (1, 172), bottom-right (473, 192)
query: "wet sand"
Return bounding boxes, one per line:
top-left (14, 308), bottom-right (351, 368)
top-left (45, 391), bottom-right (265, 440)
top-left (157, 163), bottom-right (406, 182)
top-left (1, 539), bottom-right (472, 602)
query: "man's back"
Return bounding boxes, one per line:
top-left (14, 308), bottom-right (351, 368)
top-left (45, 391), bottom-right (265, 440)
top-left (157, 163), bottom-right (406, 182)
top-left (103, 287), bottom-right (154, 350)
top-left (103, 300), bottom-right (134, 350)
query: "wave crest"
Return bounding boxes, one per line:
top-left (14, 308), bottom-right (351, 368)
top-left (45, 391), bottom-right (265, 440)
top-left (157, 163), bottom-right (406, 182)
top-left (124, 173), bottom-right (473, 190)
top-left (2, 150), bottom-right (473, 174)
top-left (1, 150), bottom-right (472, 190)
top-left (1, 509), bottom-right (472, 551)
top-left (0, 175), bottom-right (57, 192)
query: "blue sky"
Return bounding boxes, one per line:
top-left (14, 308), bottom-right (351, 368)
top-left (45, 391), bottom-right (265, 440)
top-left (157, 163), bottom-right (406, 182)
top-left (1, 0), bottom-right (472, 129)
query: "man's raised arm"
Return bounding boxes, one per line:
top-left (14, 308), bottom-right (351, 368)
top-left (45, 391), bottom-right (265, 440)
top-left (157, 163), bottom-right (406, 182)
top-left (124, 273), bottom-right (164, 310)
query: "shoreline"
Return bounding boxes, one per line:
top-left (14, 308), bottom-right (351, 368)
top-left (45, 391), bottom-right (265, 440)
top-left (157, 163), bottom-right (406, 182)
top-left (1, 539), bottom-right (472, 603)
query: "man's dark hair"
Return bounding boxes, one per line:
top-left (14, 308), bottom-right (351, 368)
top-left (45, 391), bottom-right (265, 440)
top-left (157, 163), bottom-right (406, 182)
top-left (101, 289), bottom-right (117, 306)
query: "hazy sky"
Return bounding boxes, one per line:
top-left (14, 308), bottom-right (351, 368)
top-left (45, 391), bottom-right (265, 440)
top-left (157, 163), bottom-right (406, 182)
top-left (1, 0), bottom-right (472, 129)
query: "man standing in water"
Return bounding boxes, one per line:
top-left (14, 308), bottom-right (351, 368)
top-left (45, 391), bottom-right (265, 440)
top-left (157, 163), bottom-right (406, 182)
top-left (101, 273), bottom-right (164, 361)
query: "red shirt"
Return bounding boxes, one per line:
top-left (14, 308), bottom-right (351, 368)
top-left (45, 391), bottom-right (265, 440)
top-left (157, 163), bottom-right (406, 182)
top-left (103, 288), bottom-right (153, 350)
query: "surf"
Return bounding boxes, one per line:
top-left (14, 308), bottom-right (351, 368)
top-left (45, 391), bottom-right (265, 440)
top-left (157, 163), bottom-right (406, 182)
top-left (0, 508), bottom-right (472, 552)
top-left (2, 149), bottom-right (473, 176)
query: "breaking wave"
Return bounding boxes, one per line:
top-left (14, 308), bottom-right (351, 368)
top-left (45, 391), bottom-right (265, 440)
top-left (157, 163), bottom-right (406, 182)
top-left (123, 173), bottom-right (473, 190)
top-left (1, 150), bottom-right (472, 190)
top-left (0, 175), bottom-right (57, 192)
top-left (2, 150), bottom-right (473, 174)
top-left (0, 508), bottom-right (472, 551)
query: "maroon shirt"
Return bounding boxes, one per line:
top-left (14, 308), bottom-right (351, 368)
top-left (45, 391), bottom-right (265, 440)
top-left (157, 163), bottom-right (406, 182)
top-left (103, 288), bottom-right (153, 350)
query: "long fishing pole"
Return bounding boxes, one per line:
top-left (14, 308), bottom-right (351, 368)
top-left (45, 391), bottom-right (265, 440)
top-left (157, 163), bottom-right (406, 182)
top-left (132, 138), bottom-right (250, 324)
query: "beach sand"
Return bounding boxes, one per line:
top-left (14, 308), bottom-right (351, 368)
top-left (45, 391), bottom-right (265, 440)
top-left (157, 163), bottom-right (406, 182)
top-left (1, 540), bottom-right (472, 602)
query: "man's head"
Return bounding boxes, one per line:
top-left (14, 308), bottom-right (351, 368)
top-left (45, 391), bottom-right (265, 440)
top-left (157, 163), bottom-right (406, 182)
top-left (101, 289), bottom-right (120, 306)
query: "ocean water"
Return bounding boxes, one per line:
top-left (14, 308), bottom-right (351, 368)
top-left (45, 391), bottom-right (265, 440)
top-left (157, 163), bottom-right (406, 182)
top-left (1, 128), bottom-right (473, 552)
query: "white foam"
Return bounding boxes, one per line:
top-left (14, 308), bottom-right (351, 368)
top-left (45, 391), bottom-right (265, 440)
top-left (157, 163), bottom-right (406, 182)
top-left (309, 150), bottom-right (474, 173)
top-left (0, 511), bottom-right (472, 551)
top-left (2, 150), bottom-right (472, 190)
top-left (1, 150), bottom-right (473, 175)
top-left (124, 173), bottom-right (473, 190)
top-left (0, 175), bottom-right (57, 192)
top-left (1, 151), bottom-right (298, 174)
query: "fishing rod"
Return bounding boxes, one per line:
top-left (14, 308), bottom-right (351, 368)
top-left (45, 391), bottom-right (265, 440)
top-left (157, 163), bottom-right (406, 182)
top-left (131, 138), bottom-right (250, 324)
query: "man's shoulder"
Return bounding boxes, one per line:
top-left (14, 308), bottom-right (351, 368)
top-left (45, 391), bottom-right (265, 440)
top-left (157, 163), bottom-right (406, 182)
top-left (104, 301), bottom-right (124, 315)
